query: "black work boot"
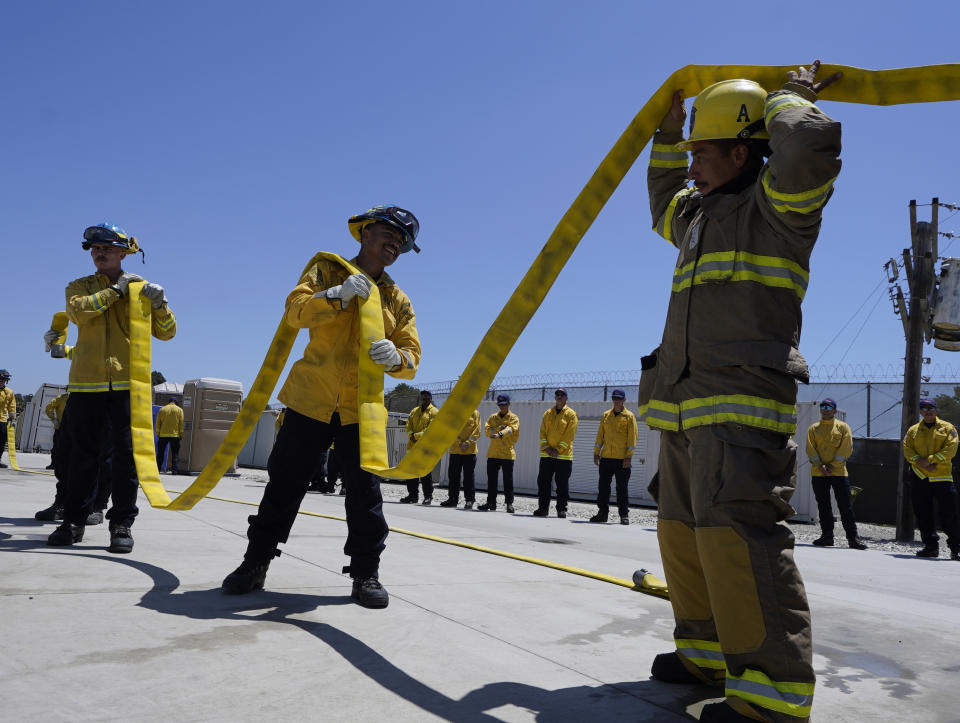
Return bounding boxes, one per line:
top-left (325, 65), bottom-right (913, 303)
top-left (47, 522), bottom-right (84, 546)
top-left (951, 548), bottom-right (960, 561)
top-left (589, 511), bottom-right (608, 523)
top-left (812, 535), bottom-right (834, 547)
top-left (107, 525), bottom-right (134, 554)
top-left (916, 544), bottom-right (939, 558)
top-left (86, 510), bottom-right (105, 525)
top-left (398, 495), bottom-right (417, 504)
top-left (439, 498), bottom-right (458, 507)
top-left (650, 651), bottom-right (702, 684)
top-left (35, 504), bottom-right (64, 522)
top-left (699, 701), bottom-right (755, 721)
top-left (222, 559), bottom-right (272, 594)
top-left (351, 576), bottom-right (389, 609)
top-left (847, 537), bottom-right (868, 550)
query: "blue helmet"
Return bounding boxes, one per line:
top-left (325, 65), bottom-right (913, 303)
top-left (82, 222), bottom-right (139, 254)
top-left (348, 204), bottom-right (420, 254)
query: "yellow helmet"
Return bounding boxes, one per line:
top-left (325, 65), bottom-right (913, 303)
top-left (675, 79), bottom-right (769, 151)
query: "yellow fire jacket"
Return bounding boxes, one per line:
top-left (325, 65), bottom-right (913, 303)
top-left (806, 418), bottom-right (853, 477)
top-left (45, 394), bottom-right (68, 429)
top-left (65, 273), bottom-right (177, 393)
top-left (406, 403), bottom-right (439, 446)
top-left (595, 407), bottom-right (638, 460)
top-left (278, 258), bottom-right (420, 425)
top-left (642, 83), bottom-right (841, 436)
top-left (0, 387), bottom-right (15, 422)
top-left (449, 409), bottom-right (482, 455)
top-left (540, 405), bottom-right (578, 460)
top-left (485, 411), bottom-right (520, 460)
top-left (156, 402), bottom-right (184, 438)
top-left (903, 417), bottom-right (958, 482)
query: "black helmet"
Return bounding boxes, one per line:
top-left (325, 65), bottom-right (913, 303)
top-left (348, 204), bottom-right (420, 253)
top-left (0, 369), bottom-right (10, 381)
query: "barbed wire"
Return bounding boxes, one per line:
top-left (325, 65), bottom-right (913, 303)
top-left (415, 364), bottom-right (960, 392)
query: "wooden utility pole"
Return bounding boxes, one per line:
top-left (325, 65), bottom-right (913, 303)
top-left (895, 199), bottom-right (937, 541)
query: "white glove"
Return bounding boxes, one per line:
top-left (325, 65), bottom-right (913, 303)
top-left (43, 329), bottom-right (60, 352)
top-left (369, 339), bottom-right (403, 369)
top-left (319, 273), bottom-right (371, 310)
top-left (141, 282), bottom-right (167, 308)
top-left (114, 273), bottom-right (143, 297)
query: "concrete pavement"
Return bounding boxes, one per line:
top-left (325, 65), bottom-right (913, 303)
top-left (2, 453), bottom-right (958, 722)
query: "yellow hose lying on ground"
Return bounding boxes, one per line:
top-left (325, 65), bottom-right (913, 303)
top-left (125, 63), bottom-right (960, 510)
top-left (5, 421), bottom-right (55, 477)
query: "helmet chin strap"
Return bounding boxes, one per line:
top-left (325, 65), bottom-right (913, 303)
top-left (737, 118), bottom-right (766, 139)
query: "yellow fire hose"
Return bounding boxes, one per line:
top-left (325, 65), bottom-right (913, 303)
top-left (171, 489), bottom-right (670, 599)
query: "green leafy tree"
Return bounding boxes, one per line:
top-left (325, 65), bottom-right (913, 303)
top-left (385, 383), bottom-right (420, 413)
top-left (151, 370), bottom-right (166, 386)
top-left (934, 386), bottom-right (960, 428)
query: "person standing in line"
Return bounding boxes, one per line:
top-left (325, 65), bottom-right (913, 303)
top-left (591, 389), bottom-right (637, 525)
top-left (47, 222), bottom-right (176, 553)
top-left (400, 390), bottom-right (439, 505)
top-left (903, 397), bottom-right (960, 560)
top-left (0, 369), bottom-right (16, 468)
top-left (442, 407), bottom-right (482, 509)
top-left (806, 398), bottom-right (867, 549)
top-left (155, 397), bottom-right (184, 474)
top-left (533, 389), bottom-right (578, 518)
top-left (479, 395), bottom-right (519, 512)
top-left (221, 204), bottom-right (421, 608)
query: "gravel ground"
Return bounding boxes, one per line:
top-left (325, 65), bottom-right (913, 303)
top-left (235, 466), bottom-right (931, 557)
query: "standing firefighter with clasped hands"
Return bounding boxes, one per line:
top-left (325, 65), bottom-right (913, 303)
top-left (641, 62), bottom-right (842, 722)
top-left (222, 205), bottom-right (422, 609)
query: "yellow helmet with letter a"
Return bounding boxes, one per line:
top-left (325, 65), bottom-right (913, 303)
top-left (675, 79), bottom-right (769, 151)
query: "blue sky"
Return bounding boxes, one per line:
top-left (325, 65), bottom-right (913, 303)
top-left (3, 1), bottom-right (960, 401)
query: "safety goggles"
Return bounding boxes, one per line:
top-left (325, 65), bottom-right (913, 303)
top-left (919, 405), bottom-right (936, 411)
top-left (819, 404), bottom-right (836, 410)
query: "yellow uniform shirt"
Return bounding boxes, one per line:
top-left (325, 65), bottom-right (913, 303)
top-left (903, 417), bottom-right (959, 482)
top-left (595, 407), bottom-right (638, 460)
top-left (0, 387), bottom-right (15, 422)
top-left (406, 403), bottom-right (439, 446)
top-left (540, 405), bottom-right (578, 461)
top-left (806, 418), bottom-right (853, 477)
top-left (449, 409), bottom-right (482, 455)
top-left (485, 411), bottom-right (520, 460)
top-left (45, 394), bottom-right (69, 429)
top-left (156, 402), bottom-right (184, 438)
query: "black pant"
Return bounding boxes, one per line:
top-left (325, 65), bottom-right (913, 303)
top-left (156, 437), bottom-right (181, 472)
top-left (597, 458), bottom-right (631, 517)
top-left (911, 474), bottom-right (960, 551)
top-left (406, 471), bottom-right (433, 501)
top-left (485, 458), bottom-right (514, 508)
top-left (448, 454), bottom-right (476, 503)
top-left (245, 409), bottom-right (388, 579)
top-left (537, 457), bottom-right (572, 512)
top-left (0, 420), bottom-right (7, 460)
top-left (63, 391), bottom-right (139, 528)
top-left (811, 475), bottom-right (859, 539)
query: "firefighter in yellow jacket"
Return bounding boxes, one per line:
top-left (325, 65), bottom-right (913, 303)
top-left (640, 62), bottom-right (842, 722)
top-left (591, 389), bottom-right (637, 525)
top-left (479, 394), bottom-right (520, 512)
top-left (903, 397), bottom-right (960, 560)
top-left (44, 393), bottom-right (68, 470)
top-left (806, 398), bottom-right (866, 549)
top-left (442, 407), bottom-right (482, 509)
top-left (47, 223), bottom-right (176, 554)
top-left (533, 389), bottom-right (578, 518)
top-left (223, 204), bottom-right (421, 609)
top-left (401, 390), bottom-right (440, 504)
top-left (155, 397), bottom-right (184, 474)
top-left (0, 369), bottom-right (15, 468)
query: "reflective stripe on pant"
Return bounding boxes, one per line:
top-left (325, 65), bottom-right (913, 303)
top-left (537, 457), bottom-right (571, 511)
top-left (597, 457), bottom-right (631, 516)
top-left (811, 475), bottom-right (858, 540)
top-left (448, 454), bottom-right (476, 503)
top-left (246, 409), bottom-right (388, 579)
top-left (485, 458), bottom-right (514, 507)
top-left (63, 391), bottom-right (139, 528)
top-left (657, 426), bottom-right (814, 722)
top-left (911, 473), bottom-right (960, 551)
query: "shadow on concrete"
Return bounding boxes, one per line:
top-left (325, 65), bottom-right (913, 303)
top-left (0, 515), bottom-right (47, 529)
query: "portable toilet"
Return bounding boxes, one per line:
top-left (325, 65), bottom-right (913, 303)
top-left (17, 383), bottom-right (67, 453)
top-left (932, 258), bottom-right (960, 345)
top-left (181, 378), bottom-right (243, 474)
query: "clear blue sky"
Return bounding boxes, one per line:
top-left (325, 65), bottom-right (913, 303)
top-left (3, 1), bottom-right (959, 401)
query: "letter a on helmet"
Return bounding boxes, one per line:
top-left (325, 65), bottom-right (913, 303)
top-left (675, 79), bottom-right (770, 151)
